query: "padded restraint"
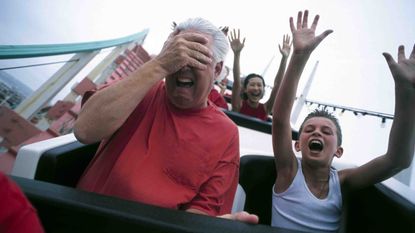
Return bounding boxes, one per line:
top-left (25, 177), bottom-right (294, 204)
top-left (34, 141), bottom-right (99, 187)
top-left (239, 155), bottom-right (276, 225)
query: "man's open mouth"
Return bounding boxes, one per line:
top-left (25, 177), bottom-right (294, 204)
top-left (176, 78), bottom-right (194, 88)
top-left (308, 139), bottom-right (324, 152)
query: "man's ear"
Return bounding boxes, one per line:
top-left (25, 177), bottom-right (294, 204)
top-left (334, 146), bottom-right (343, 158)
top-left (294, 141), bottom-right (301, 152)
top-left (215, 61), bottom-right (223, 77)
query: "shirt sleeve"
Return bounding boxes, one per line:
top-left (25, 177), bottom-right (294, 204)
top-left (208, 89), bottom-right (229, 110)
top-left (185, 131), bottom-right (240, 216)
top-left (0, 173), bottom-right (45, 233)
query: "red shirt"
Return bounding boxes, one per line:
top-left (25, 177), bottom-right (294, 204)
top-left (208, 88), bottom-right (229, 110)
top-left (239, 100), bottom-right (268, 121)
top-left (0, 173), bottom-right (44, 233)
top-left (78, 81), bottom-right (239, 216)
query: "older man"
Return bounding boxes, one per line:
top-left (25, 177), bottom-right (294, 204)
top-left (74, 18), bottom-right (240, 216)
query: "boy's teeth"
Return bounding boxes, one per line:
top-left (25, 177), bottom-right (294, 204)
top-left (309, 139), bottom-right (323, 151)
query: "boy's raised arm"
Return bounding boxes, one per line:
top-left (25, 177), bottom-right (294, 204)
top-left (272, 10), bottom-right (333, 186)
top-left (340, 44), bottom-right (415, 190)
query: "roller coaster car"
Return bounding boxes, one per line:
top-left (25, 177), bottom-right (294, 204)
top-left (10, 110), bottom-right (415, 233)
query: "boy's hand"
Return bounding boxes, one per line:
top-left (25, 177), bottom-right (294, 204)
top-left (290, 10), bottom-right (333, 55)
top-left (383, 44), bottom-right (415, 87)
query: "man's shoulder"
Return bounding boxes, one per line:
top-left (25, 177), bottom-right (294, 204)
top-left (210, 106), bottom-right (237, 129)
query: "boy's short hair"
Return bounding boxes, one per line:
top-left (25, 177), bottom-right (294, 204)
top-left (299, 109), bottom-right (343, 146)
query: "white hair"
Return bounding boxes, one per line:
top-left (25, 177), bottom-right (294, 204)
top-left (175, 18), bottom-right (229, 63)
top-left (217, 65), bottom-right (230, 82)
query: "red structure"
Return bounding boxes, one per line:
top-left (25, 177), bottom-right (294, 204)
top-left (0, 45), bottom-right (151, 173)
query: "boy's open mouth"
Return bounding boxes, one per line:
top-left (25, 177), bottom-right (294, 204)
top-left (309, 139), bottom-right (323, 152)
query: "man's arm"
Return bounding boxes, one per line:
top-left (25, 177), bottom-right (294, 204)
top-left (185, 142), bottom-right (239, 215)
top-left (340, 44), bottom-right (415, 190)
top-left (180, 128), bottom-right (239, 214)
top-left (1, 173), bottom-right (45, 233)
top-left (264, 34), bottom-right (291, 114)
top-left (229, 29), bottom-right (245, 112)
top-left (185, 129), bottom-right (259, 224)
top-left (272, 10), bottom-right (333, 191)
top-left (74, 31), bottom-right (213, 144)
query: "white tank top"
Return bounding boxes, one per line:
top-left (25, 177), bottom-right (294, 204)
top-left (271, 159), bottom-right (342, 233)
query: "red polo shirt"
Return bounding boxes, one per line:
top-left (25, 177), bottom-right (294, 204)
top-left (78, 81), bottom-right (239, 215)
top-left (0, 173), bottom-right (44, 233)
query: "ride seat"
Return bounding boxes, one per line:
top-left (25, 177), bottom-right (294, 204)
top-left (235, 155), bottom-right (276, 225)
top-left (11, 134), bottom-right (250, 215)
top-left (11, 133), bottom-right (99, 187)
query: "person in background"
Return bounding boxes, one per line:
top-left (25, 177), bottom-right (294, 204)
top-left (208, 26), bottom-right (230, 110)
top-left (229, 29), bottom-right (291, 121)
top-left (73, 17), bottom-right (256, 221)
top-left (271, 10), bottom-right (415, 232)
top-left (216, 65), bottom-right (230, 96)
top-left (0, 172), bottom-right (45, 233)
top-left (208, 64), bottom-right (230, 109)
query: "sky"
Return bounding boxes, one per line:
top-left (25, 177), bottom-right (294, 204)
top-left (1, 0), bottom-right (415, 173)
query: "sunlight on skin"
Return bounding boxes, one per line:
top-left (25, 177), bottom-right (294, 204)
top-left (219, 211), bottom-right (259, 224)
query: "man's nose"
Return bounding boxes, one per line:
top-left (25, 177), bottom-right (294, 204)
top-left (179, 66), bottom-right (191, 72)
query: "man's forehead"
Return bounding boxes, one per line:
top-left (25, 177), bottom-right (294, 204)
top-left (181, 28), bottom-right (207, 34)
top-left (180, 29), bottom-right (213, 42)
